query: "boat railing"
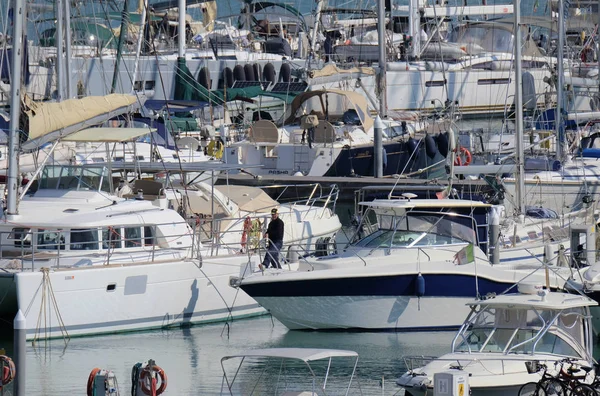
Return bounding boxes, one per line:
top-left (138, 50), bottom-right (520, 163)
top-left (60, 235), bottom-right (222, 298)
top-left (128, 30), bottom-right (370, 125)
top-left (0, 224), bottom-right (192, 272)
top-left (402, 355), bottom-right (567, 377)
top-left (402, 356), bottom-right (438, 372)
top-left (270, 183), bottom-right (340, 220)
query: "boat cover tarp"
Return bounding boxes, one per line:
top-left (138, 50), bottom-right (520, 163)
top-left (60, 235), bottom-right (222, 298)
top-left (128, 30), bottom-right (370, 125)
top-left (215, 185), bottom-right (278, 212)
top-left (174, 57), bottom-right (223, 104)
top-left (308, 64), bottom-right (376, 79)
top-left (21, 94), bottom-right (140, 148)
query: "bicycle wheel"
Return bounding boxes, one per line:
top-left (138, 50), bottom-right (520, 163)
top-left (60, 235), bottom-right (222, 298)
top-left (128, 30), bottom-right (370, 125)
top-left (519, 382), bottom-right (547, 396)
top-left (572, 384), bottom-right (598, 396)
top-left (541, 379), bottom-right (567, 396)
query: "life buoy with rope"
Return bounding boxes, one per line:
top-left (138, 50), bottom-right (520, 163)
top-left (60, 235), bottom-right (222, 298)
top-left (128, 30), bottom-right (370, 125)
top-left (139, 364), bottom-right (167, 396)
top-left (0, 355), bottom-right (15, 391)
top-left (454, 147), bottom-right (472, 166)
top-left (241, 216), bottom-right (252, 252)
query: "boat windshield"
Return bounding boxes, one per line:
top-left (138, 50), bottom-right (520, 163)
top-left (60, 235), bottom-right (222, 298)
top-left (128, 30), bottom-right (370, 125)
top-left (38, 165), bottom-right (111, 192)
top-left (447, 25), bottom-right (513, 53)
top-left (453, 306), bottom-right (585, 358)
top-left (352, 212), bottom-right (477, 248)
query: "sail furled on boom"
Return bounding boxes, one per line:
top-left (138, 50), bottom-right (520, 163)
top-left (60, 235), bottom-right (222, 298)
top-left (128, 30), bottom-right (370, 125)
top-left (19, 94), bottom-right (140, 150)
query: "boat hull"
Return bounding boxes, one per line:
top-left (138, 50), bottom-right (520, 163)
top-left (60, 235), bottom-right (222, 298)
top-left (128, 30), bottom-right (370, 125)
top-left (10, 256), bottom-right (265, 340)
top-left (241, 270), bottom-right (526, 331)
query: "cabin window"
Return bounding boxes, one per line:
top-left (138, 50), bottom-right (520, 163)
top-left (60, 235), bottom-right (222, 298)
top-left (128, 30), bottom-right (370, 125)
top-left (9, 228), bottom-right (31, 247)
top-left (136, 156), bottom-right (145, 161)
top-left (37, 229), bottom-right (66, 250)
top-left (144, 226), bottom-right (155, 246)
top-left (124, 227), bottom-right (142, 248)
top-left (102, 227), bottom-right (122, 249)
top-left (70, 229), bottom-right (99, 250)
top-left (144, 81), bottom-right (155, 90)
top-left (527, 231), bottom-right (538, 240)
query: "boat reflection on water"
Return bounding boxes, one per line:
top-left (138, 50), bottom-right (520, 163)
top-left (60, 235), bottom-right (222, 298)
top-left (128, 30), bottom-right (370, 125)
top-left (13, 316), bottom-right (455, 395)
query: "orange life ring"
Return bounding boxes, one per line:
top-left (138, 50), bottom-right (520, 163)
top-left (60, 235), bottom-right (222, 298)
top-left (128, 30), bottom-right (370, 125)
top-left (139, 364), bottom-right (167, 396)
top-left (454, 147), bottom-right (472, 166)
top-left (241, 216), bottom-right (252, 251)
top-left (0, 356), bottom-right (16, 391)
top-left (86, 368), bottom-right (102, 396)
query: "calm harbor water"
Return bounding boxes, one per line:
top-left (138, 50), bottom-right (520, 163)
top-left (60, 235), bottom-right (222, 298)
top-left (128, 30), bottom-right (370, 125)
top-left (0, 315), bottom-right (457, 395)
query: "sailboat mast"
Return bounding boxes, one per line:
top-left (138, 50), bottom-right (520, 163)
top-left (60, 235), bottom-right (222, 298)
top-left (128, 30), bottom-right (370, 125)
top-left (111, 0), bottom-right (130, 93)
top-left (309, 0), bottom-right (324, 64)
top-left (64, 0), bottom-right (73, 98)
top-left (56, 0), bottom-right (65, 100)
top-left (377, 0), bottom-right (387, 117)
top-left (178, 0), bottom-right (186, 57)
top-left (556, 0), bottom-right (565, 160)
top-left (514, 1), bottom-right (526, 215)
top-left (7, 0), bottom-right (25, 216)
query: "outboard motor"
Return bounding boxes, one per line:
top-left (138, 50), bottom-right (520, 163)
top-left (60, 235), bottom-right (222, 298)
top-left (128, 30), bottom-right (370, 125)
top-left (87, 368), bottom-right (119, 396)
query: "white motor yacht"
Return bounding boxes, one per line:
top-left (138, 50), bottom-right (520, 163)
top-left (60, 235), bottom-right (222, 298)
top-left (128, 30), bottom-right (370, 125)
top-left (234, 198), bottom-right (574, 331)
top-left (397, 284), bottom-right (597, 396)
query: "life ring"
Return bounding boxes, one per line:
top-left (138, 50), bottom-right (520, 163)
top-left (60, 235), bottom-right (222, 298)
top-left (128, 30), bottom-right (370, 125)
top-left (241, 216), bottom-right (252, 252)
top-left (454, 147), bottom-right (472, 166)
top-left (0, 356), bottom-right (16, 391)
top-left (139, 364), bottom-right (167, 396)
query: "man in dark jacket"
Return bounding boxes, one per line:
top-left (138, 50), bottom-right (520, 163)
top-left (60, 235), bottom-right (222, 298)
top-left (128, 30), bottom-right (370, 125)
top-left (260, 208), bottom-right (284, 269)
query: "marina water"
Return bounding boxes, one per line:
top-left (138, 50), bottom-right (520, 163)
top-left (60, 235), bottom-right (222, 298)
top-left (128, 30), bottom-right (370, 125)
top-left (0, 315), bottom-right (457, 395)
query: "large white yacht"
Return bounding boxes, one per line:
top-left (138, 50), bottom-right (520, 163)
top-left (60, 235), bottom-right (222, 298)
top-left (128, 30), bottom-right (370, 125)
top-left (0, 163), bottom-right (341, 340)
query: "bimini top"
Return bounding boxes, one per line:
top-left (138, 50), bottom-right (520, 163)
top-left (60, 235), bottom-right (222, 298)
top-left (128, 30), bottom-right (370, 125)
top-left (221, 348), bottom-right (358, 363)
top-left (284, 89), bottom-right (373, 131)
top-left (359, 199), bottom-right (491, 211)
top-left (470, 292), bottom-right (597, 310)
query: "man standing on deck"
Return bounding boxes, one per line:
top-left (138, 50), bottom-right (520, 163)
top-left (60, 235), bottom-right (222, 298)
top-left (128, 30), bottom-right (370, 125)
top-left (260, 208), bottom-right (284, 270)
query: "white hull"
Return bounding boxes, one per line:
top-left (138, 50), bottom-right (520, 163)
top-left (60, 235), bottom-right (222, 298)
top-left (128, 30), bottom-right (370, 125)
top-left (12, 256), bottom-right (265, 340)
top-left (254, 296), bottom-right (472, 330)
top-left (363, 67), bottom-right (553, 117)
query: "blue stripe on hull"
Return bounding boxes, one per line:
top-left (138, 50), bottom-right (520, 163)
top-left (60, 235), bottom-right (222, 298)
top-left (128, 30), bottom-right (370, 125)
top-left (241, 273), bottom-right (513, 298)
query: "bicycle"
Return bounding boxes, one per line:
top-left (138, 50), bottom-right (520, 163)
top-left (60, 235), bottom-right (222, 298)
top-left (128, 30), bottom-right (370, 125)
top-left (519, 359), bottom-right (597, 396)
top-left (554, 358), bottom-right (597, 396)
top-left (519, 360), bottom-right (565, 396)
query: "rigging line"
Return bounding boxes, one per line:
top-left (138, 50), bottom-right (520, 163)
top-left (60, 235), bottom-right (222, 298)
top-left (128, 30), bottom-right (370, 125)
top-left (220, 257), bottom-right (253, 334)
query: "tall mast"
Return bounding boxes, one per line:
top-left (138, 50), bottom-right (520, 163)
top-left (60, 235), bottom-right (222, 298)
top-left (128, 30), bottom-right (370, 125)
top-left (178, 0), bottom-right (186, 57)
top-left (7, 0), bottom-right (25, 216)
top-left (556, 0), bottom-right (566, 161)
top-left (377, 0), bottom-right (387, 117)
top-left (55, 0), bottom-right (65, 100)
top-left (63, 0), bottom-right (73, 98)
top-left (514, 1), bottom-right (526, 216)
top-left (111, 0), bottom-right (130, 93)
